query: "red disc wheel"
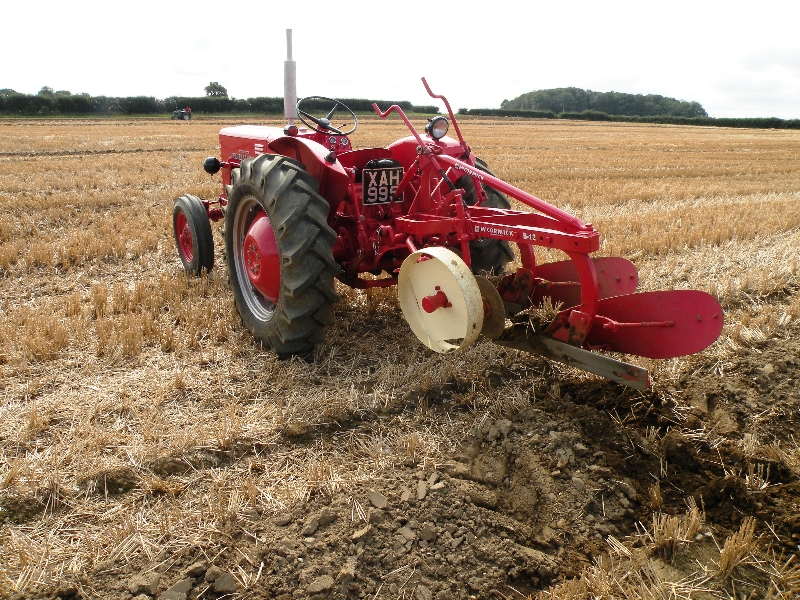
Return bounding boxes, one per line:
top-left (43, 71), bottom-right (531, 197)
top-left (172, 194), bottom-right (214, 275)
top-left (242, 212), bottom-right (280, 305)
top-left (175, 211), bottom-right (194, 262)
top-left (229, 195), bottom-right (282, 323)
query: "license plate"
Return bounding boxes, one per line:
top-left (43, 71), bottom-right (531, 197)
top-left (363, 167), bottom-right (403, 205)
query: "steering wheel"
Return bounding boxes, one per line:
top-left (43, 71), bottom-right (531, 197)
top-left (296, 96), bottom-right (358, 136)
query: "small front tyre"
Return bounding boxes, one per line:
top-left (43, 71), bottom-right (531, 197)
top-left (173, 194), bottom-right (214, 275)
top-left (225, 154), bottom-right (339, 354)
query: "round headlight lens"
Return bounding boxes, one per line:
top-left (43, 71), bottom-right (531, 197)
top-left (428, 116), bottom-right (449, 140)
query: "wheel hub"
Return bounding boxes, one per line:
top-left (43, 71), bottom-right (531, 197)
top-left (175, 212), bottom-right (194, 260)
top-left (243, 211), bottom-right (280, 304)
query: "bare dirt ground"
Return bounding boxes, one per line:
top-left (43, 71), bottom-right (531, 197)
top-left (1, 117), bottom-right (799, 599)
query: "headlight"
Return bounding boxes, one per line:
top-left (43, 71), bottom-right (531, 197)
top-left (203, 156), bottom-right (221, 175)
top-left (426, 116), bottom-right (449, 140)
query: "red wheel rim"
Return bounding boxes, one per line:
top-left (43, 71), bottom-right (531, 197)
top-left (243, 212), bottom-right (280, 304)
top-left (176, 211), bottom-right (194, 261)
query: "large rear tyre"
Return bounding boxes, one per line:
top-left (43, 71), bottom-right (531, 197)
top-left (173, 194), bottom-right (214, 275)
top-left (224, 154), bottom-right (340, 354)
top-left (456, 157), bottom-right (514, 275)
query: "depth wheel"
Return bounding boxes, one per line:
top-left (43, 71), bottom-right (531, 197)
top-left (475, 275), bottom-right (506, 339)
top-left (398, 247), bottom-right (483, 353)
top-left (457, 157), bottom-right (515, 275)
top-left (173, 194), bottom-right (214, 275)
top-left (224, 154), bottom-right (339, 354)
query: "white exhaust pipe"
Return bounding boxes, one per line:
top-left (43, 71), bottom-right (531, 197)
top-left (284, 29), bottom-right (297, 127)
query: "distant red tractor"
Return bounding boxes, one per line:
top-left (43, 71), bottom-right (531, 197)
top-left (172, 31), bottom-right (723, 389)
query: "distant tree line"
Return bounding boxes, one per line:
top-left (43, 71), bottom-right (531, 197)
top-left (0, 88), bottom-right (438, 116)
top-left (501, 87), bottom-right (708, 118)
top-left (458, 107), bottom-right (800, 130)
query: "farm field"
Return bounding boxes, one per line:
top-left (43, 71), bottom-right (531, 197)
top-left (1, 116), bottom-right (800, 599)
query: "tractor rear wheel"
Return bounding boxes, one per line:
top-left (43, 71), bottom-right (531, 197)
top-left (225, 154), bottom-right (340, 354)
top-left (173, 194), bottom-right (214, 275)
top-left (457, 157), bottom-right (514, 274)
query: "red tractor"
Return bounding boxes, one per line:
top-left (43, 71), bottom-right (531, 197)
top-left (172, 32), bottom-right (722, 389)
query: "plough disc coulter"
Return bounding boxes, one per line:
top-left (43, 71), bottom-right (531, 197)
top-left (171, 32), bottom-right (723, 388)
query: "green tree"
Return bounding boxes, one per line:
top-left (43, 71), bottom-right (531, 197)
top-left (205, 82), bottom-right (228, 97)
top-left (503, 87), bottom-right (708, 118)
top-left (38, 86), bottom-right (55, 97)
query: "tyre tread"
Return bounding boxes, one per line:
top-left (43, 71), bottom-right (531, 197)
top-left (173, 194), bottom-right (214, 275)
top-left (225, 155), bottom-right (339, 354)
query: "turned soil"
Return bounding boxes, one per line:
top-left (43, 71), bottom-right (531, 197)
top-left (72, 317), bottom-right (800, 600)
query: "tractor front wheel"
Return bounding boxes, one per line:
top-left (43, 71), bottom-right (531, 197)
top-left (173, 194), bottom-right (214, 275)
top-left (224, 154), bottom-right (340, 354)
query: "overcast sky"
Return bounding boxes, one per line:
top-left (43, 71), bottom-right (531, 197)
top-left (4, 0), bottom-right (798, 119)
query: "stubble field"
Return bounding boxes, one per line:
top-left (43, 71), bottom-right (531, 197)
top-left (1, 116), bottom-right (800, 599)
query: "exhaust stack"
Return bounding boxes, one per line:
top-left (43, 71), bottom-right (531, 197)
top-left (284, 29), bottom-right (297, 127)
